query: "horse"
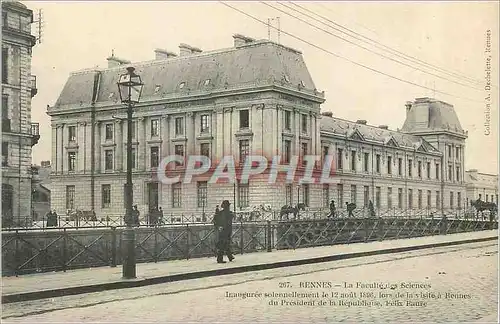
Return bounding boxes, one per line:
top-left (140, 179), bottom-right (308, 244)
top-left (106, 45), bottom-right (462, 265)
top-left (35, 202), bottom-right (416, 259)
top-left (279, 203), bottom-right (306, 221)
top-left (470, 199), bottom-right (497, 220)
top-left (236, 204), bottom-right (272, 221)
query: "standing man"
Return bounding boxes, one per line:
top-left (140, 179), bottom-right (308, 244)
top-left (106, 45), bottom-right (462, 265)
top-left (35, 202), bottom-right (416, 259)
top-left (213, 200), bottom-right (235, 263)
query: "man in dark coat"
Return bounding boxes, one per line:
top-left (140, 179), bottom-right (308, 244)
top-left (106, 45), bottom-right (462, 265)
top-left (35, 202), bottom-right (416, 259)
top-left (213, 200), bottom-right (234, 263)
top-left (328, 200), bottom-right (336, 218)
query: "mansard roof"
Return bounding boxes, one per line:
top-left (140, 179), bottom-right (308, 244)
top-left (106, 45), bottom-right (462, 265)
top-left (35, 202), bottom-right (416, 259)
top-left (52, 40), bottom-right (324, 110)
top-left (401, 97), bottom-right (465, 135)
top-left (320, 116), bottom-right (441, 154)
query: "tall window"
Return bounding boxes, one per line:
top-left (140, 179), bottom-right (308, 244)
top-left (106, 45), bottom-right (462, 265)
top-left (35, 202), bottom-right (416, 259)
top-left (2, 47), bottom-right (8, 84)
top-left (101, 184), bottom-right (111, 208)
top-left (68, 152), bottom-right (76, 171)
top-left (2, 95), bottom-right (9, 132)
top-left (448, 165), bottom-right (452, 181)
top-left (301, 114), bottom-right (307, 133)
top-left (350, 185), bottom-right (357, 204)
top-left (387, 187), bottom-right (393, 209)
top-left (436, 191), bottom-right (440, 209)
top-left (283, 140), bottom-right (291, 163)
top-left (151, 119), bottom-right (159, 137)
top-left (375, 154), bottom-right (381, 173)
top-left (456, 147), bottom-right (460, 160)
top-left (417, 190), bottom-right (422, 209)
top-left (66, 185), bottom-right (75, 210)
top-left (284, 110), bottom-right (291, 130)
top-left (200, 114), bottom-right (210, 133)
top-left (363, 186), bottom-right (369, 207)
top-left (375, 187), bottom-right (381, 209)
top-left (130, 121), bottom-right (136, 139)
top-left (323, 184), bottom-right (330, 207)
top-left (285, 184), bottom-right (293, 206)
top-left (450, 192), bottom-right (454, 209)
top-left (427, 190), bottom-right (431, 207)
top-left (448, 145), bottom-right (452, 159)
top-left (417, 161), bottom-right (422, 178)
top-left (238, 183), bottom-right (249, 208)
top-left (457, 192), bottom-right (461, 210)
top-left (175, 117), bottom-right (184, 136)
top-left (2, 142), bottom-right (8, 166)
top-left (337, 149), bottom-right (343, 170)
top-left (172, 183), bottom-right (182, 208)
top-left (150, 146), bottom-right (159, 168)
top-left (200, 143), bottom-right (210, 157)
top-left (239, 139), bottom-right (249, 164)
top-left (408, 159), bottom-right (412, 177)
top-left (398, 158), bottom-right (402, 176)
top-left (456, 166), bottom-right (460, 182)
top-left (104, 150), bottom-right (113, 170)
top-left (197, 181), bottom-right (208, 208)
top-left (337, 184), bottom-right (344, 205)
top-left (302, 184), bottom-right (310, 207)
top-left (387, 156), bottom-right (392, 175)
top-left (322, 146), bottom-right (329, 162)
top-left (239, 109), bottom-right (249, 129)
top-left (435, 163), bottom-right (440, 180)
top-left (363, 153), bottom-right (369, 172)
top-left (174, 144), bottom-right (184, 157)
top-left (408, 189), bottom-right (413, 209)
top-left (301, 142), bottom-right (308, 166)
top-left (427, 162), bottom-right (431, 179)
top-left (398, 188), bottom-right (403, 208)
top-left (68, 126), bottom-right (76, 142)
top-left (105, 124), bottom-right (113, 140)
top-left (351, 150), bottom-right (356, 171)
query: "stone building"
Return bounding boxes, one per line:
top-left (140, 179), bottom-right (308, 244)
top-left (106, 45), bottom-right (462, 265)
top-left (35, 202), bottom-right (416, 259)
top-left (1, 1), bottom-right (39, 227)
top-left (31, 160), bottom-right (51, 220)
top-left (465, 170), bottom-right (498, 207)
top-left (47, 34), bottom-right (467, 220)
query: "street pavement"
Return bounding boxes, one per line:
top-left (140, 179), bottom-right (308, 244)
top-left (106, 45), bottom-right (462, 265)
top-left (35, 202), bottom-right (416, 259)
top-left (2, 230), bottom-right (497, 298)
top-left (2, 240), bottom-right (498, 323)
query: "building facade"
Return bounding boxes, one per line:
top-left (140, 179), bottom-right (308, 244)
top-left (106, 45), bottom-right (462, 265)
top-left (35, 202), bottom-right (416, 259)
top-left (1, 1), bottom-right (39, 227)
top-left (465, 170), bottom-right (498, 207)
top-left (31, 160), bottom-right (51, 220)
top-left (47, 34), bottom-right (468, 220)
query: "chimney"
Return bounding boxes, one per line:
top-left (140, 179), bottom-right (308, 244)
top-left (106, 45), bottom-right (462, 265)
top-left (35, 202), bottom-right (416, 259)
top-left (106, 54), bottom-right (130, 68)
top-left (405, 101), bottom-right (413, 114)
top-left (179, 43), bottom-right (202, 56)
top-left (233, 34), bottom-right (255, 47)
top-left (378, 125), bottom-right (389, 130)
top-left (154, 48), bottom-right (177, 60)
top-left (356, 120), bottom-right (367, 125)
top-left (321, 112), bottom-right (333, 117)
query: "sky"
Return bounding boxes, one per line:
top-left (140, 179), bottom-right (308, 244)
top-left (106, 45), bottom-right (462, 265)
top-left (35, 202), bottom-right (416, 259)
top-left (26, 1), bottom-right (499, 174)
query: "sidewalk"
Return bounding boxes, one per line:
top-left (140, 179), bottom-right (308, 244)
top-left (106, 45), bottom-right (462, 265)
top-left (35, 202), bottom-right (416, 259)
top-left (2, 230), bottom-right (498, 303)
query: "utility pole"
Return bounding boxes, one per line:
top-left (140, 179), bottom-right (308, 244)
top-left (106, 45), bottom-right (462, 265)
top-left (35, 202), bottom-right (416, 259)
top-left (32, 9), bottom-right (44, 44)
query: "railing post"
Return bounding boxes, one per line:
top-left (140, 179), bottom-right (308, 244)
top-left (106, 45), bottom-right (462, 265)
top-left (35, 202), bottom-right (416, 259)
top-left (267, 220), bottom-right (272, 252)
top-left (185, 224), bottom-right (190, 260)
top-left (110, 226), bottom-right (117, 267)
top-left (14, 230), bottom-right (19, 276)
top-left (240, 220), bottom-right (244, 255)
top-left (62, 228), bottom-right (67, 272)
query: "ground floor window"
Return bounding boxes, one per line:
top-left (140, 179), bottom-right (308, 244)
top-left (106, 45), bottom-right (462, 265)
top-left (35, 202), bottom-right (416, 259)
top-left (66, 185), bottom-right (75, 210)
top-left (238, 183), bottom-right (249, 208)
top-left (172, 183), bottom-right (182, 208)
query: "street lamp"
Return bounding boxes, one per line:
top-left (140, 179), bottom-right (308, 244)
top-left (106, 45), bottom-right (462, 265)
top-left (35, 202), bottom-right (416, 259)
top-left (117, 66), bottom-right (144, 279)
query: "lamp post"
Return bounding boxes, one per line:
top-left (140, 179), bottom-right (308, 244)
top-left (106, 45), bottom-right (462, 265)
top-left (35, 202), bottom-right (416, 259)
top-left (117, 66), bottom-right (144, 279)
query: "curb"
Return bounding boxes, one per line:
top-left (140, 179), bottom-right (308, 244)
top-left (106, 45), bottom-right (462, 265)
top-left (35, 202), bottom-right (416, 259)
top-left (2, 235), bottom-right (498, 304)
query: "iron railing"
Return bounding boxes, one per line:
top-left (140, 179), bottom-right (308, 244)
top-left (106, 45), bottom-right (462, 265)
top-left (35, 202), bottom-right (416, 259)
top-left (1, 217), bottom-right (497, 276)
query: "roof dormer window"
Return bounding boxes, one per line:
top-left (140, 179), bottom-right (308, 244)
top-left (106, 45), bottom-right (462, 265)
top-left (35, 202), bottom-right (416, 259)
top-left (179, 82), bottom-right (186, 89)
top-left (284, 75), bottom-right (290, 83)
top-left (300, 80), bottom-right (305, 87)
top-left (154, 85), bottom-right (161, 93)
top-left (204, 79), bottom-right (211, 86)
top-left (108, 92), bottom-right (115, 99)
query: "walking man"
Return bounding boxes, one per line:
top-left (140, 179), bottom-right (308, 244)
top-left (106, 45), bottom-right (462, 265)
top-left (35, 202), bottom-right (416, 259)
top-left (213, 200), bottom-right (235, 263)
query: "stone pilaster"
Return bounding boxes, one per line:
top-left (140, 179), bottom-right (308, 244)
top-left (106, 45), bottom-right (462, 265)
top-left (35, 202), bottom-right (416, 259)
top-left (187, 112), bottom-right (195, 157)
top-left (294, 108), bottom-right (300, 156)
top-left (95, 121), bottom-right (101, 173)
top-left (252, 104), bottom-right (264, 154)
top-left (78, 122), bottom-right (86, 172)
top-left (57, 125), bottom-right (64, 174)
top-left (215, 107), bottom-right (224, 160)
top-left (51, 125), bottom-right (57, 173)
top-left (161, 115), bottom-right (170, 157)
top-left (137, 117), bottom-right (145, 170)
top-left (276, 105), bottom-right (282, 155)
top-left (223, 108), bottom-right (233, 156)
top-left (115, 119), bottom-right (123, 171)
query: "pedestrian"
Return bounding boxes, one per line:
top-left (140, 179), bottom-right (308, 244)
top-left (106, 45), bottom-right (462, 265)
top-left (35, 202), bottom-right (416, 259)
top-left (158, 207), bottom-right (164, 225)
top-left (368, 200), bottom-right (375, 218)
top-left (213, 200), bottom-right (235, 263)
top-left (133, 205), bottom-right (140, 226)
top-left (328, 200), bottom-right (336, 218)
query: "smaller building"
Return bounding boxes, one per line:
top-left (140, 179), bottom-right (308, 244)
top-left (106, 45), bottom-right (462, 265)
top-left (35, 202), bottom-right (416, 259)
top-left (465, 169), bottom-right (498, 207)
top-left (31, 161), bottom-right (51, 220)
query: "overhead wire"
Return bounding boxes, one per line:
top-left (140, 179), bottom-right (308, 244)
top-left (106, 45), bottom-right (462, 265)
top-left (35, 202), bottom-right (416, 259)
top-left (219, 2), bottom-right (484, 104)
